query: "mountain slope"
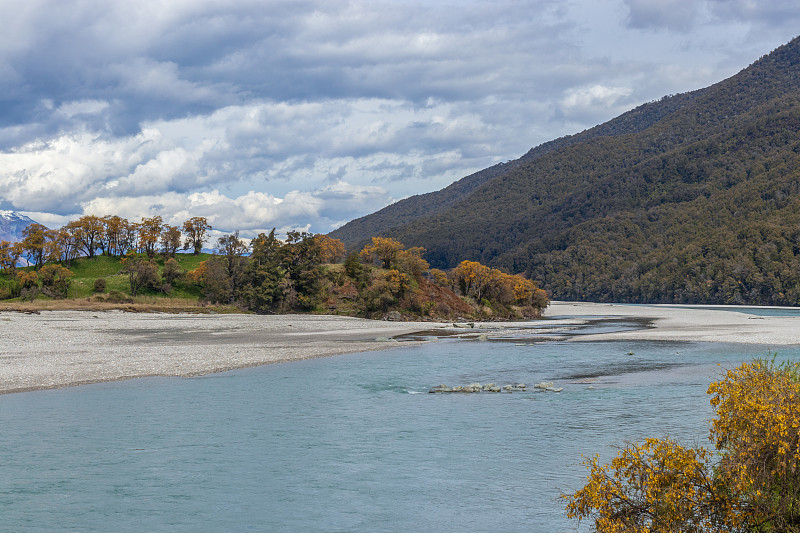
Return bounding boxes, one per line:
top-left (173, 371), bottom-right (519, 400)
top-left (331, 89), bottom-right (704, 249)
top-left (331, 36), bottom-right (800, 305)
top-left (0, 211), bottom-right (37, 242)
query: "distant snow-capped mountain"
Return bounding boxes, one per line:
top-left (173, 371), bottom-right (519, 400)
top-left (0, 211), bottom-right (38, 242)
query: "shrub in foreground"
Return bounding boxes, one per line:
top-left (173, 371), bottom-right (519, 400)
top-left (563, 358), bottom-right (800, 532)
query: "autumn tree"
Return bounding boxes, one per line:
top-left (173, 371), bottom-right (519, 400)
top-left (564, 358), bottom-right (800, 532)
top-left (138, 216), bottom-right (163, 258)
top-left (160, 225), bottom-right (182, 257)
top-left (359, 237), bottom-right (405, 269)
top-left (95, 219), bottom-right (110, 256)
top-left (707, 359), bottom-right (800, 530)
top-left (429, 268), bottom-right (449, 287)
top-left (565, 438), bottom-right (736, 533)
top-left (450, 260), bottom-right (496, 302)
top-left (54, 225), bottom-right (80, 267)
top-left (182, 216), bottom-right (212, 255)
top-left (103, 215), bottom-right (127, 257)
top-left (0, 241), bottom-right (23, 274)
top-left (69, 215), bottom-right (104, 259)
top-left (17, 270), bottom-right (38, 300)
top-left (315, 235), bottom-right (346, 263)
top-left (17, 270), bottom-right (37, 289)
top-left (38, 264), bottom-right (74, 299)
top-left (21, 223), bottom-right (49, 269)
top-left (395, 246), bottom-right (429, 279)
top-left (43, 228), bottom-right (62, 264)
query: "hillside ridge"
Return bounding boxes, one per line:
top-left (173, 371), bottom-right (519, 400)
top-left (332, 35), bottom-right (800, 305)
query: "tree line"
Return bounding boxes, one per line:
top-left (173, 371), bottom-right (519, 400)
top-left (0, 221), bottom-right (548, 319)
top-left (0, 214), bottom-right (212, 272)
top-left (190, 234), bottom-right (547, 318)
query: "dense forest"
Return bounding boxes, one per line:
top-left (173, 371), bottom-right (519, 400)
top-left (0, 215), bottom-right (548, 319)
top-left (331, 36), bottom-right (800, 306)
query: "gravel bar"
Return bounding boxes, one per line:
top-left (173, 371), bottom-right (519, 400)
top-left (0, 311), bottom-right (444, 394)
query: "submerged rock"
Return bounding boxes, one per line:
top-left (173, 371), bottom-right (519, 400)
top-left (429, 382), bottom-right (527, 394)
top-left (534, 381), bottom-right (563, 392)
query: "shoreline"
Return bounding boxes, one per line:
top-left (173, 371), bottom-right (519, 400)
top-left (545, 301), bottom-right (800, 345)
top-left (2, 302), bottom-right (800, 394)
top-left (0, 311), bottom-right (444, 395)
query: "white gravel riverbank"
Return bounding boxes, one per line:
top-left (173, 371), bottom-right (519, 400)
top-left (3, 302), bottom-right (800, 394)
top-left (0, 311), bottom-right (441, 394)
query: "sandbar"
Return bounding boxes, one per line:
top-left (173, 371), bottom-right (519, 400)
top-left (546, 301), bottom-right (800, 345)
top-left (2, 302), bottom-right (800, 394)
top-left (0, 311), bottom-right (439, 394)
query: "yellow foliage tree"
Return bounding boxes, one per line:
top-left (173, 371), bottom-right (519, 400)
top-left (21, 223), bottom-right (48, 269)
top-left (103, 215), bottom-right (128, 257)
top-left (0, 241), bottom-right (22, 274)
top-left (186, 261), bottom-right (209, 285)
top-left (564, 358), bottom-right (800, 532)
top-left (17, 270), bottom-right (38, 289)
top-left (429, 268), bottom-right (449, 287)
top-left (138, 216), bottom-right (163, 257)
top-left (38, 264), bottom-right (74, 299)
top-left (359, 237), bottom-right (405, 269)
top-left (396, 246), bottom-right (429, 279)
top-left (315, 235), bottom-right (346, 264)
top-left (384, 269), bottom-right (411, 297)
top-left (708, 359), bottom-right (800, 530)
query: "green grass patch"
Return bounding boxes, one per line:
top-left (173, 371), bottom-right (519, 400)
top-left (175, 252), bottom-right (213, 271)
top-left (1, 253), bottom-right (213, 302)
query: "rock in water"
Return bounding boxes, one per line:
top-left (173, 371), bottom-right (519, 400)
top-left (534, 381), bottom-right (563, 392)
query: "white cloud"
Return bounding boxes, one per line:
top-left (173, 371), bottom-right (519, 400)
top-left (559, 84), bottom-right (634, 122)
top-left (78, 183), bottom-right (385, 237)
top-left (55, 99), bottom-right (110, 118)
top-left (1, 0), bottom-right (799, 235)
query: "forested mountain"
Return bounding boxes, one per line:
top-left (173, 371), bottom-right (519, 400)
top-left (330, 36), bottom-right (800, 306)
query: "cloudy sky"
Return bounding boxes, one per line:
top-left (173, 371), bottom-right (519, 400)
top-left (1, 0), bottom-right (799, 238)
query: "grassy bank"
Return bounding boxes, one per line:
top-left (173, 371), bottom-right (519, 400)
top-left (0, 253), bottom-right (240, 313)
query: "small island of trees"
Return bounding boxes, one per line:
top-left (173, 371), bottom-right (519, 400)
top-left (0, 215), bottom-right (548, 319)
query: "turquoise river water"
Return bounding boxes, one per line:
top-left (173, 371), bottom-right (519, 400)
top-left (2, 313), bottom-right (799, 532)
